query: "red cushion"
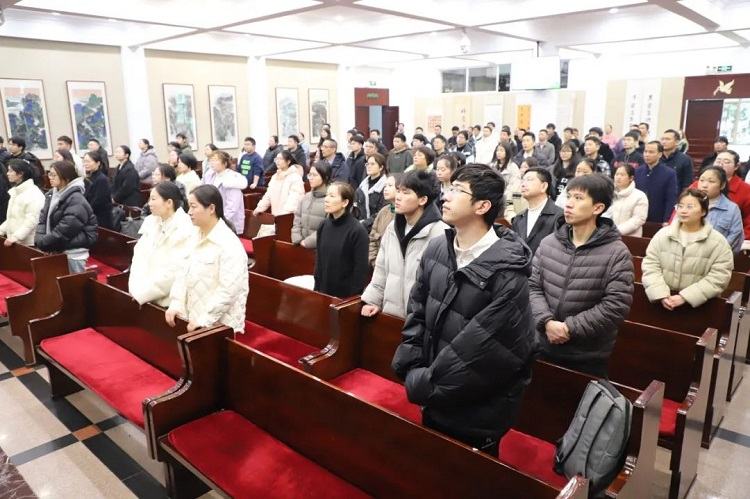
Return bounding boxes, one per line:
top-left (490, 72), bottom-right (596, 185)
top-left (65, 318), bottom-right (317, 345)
top-left (498, 429), bottom-right (569, 488)
top-left (168, 410), bottom-right (367, 498)
top-left (240, 237), bottom-right (254, 256)
top-left (40, 328), bottom-right (177, 427)
top-left (331, 368), bottom-right (421, 424)
top-left (236, 321), bottom-right (318, 368)
top-left (660, 398), bottom-right (681, 437)
top-left (86, 258), bottom-right (121, 282)
top-left (0, 273), bottom-right (29, 316)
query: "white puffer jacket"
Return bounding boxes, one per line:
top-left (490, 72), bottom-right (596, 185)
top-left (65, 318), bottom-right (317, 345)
top-left (128, 208), bottom-right (195, 307)
top-left (0, 179), bottom-right (45, 245)
top-left (610, 182), bottom-right (649, 236)
top-left (168, 219), bottom-right (249, 332)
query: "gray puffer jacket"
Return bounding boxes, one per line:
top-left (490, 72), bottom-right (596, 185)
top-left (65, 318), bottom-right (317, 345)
top-left (291, 188), bottom-right (326, 248)
top-left (529, 217), bottom-right (634, 362)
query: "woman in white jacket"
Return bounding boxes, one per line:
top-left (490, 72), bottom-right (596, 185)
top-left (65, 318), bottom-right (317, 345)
top-left (253, 150), bottom-right (305, 216)
top-left (166, 185), bottom-right (248, 333)
top-left (610, 164), bottom-right (649, 236)
top-left (129, 183), bottom-right (194, 307)
top-left (0, 159), bottom-right (45, 246)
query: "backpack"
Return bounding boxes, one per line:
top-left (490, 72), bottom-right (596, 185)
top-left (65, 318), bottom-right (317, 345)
top-left (553, 379), bottom-right (632, 497)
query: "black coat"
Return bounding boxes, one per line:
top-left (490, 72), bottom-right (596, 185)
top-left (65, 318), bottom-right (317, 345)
top-left (314, 212), bottom-right (369, 299)
top-left (347, 150), bottom-right (366, 190)
top-left (663, 150), bottom-right (695, 192)
top-left (511, 198), bottom-right (564, 255)
top-left (354, 175), bottom-right (387, 232)
top-left (35, 182), bottom-right (98, 252)
top-left (392, 226), bottom-right (538, 438)
top-left (112, 160), bottom-right (141, 207)
top-left (85, 169), bottom-right (114, 229)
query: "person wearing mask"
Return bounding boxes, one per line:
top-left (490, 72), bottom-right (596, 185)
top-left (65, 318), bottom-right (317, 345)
top-left (320, 138), bottom-right (350, 182)
top-left (701, 136), bottom-right (729, 169)
top-left (56, 135), bottom-right (84, 176)
top-left (661, 129), bottom-right (695, 192)
top-left (129, 182), bottom-right (194, 307)
top-left (175, 153), bottom-right (201, 195)
top-left (695, 167), bottom-right (744, 253)
top-left (253, 150), bottom-right (305, 217)
top-left (610, 164), bottom-right (649, 237)
top-left (202, 151), bottom-right (247, 235)
top-left (112, 145), bottom-right (141, 207)
top-left (354, 152), bottom-right (388, 232)
top-left (387, 133), bottom-right (413, 175)
top-left (513, 131), bottom-right (549, 168)
top-left (292, 161), bottom-right (332, 249)
top-left (405, 147), bottom-right (435, 172)
top-left (391, 165), bottom-right (537, 457)
top-left (263, 135), bottom-right (282, 172)
top-left (166, 185), bottom-right (248, 333)
top-left (347, 135), bottom-right (366, 190)
top-left (361, 169), bottom-right (447, 319)
top-left (612, 131), bottom-right (644, 172)
top-left (454, 131), bottom-right (475, 163)
top-left (237, 137), bottom-right (265, 188)
top-left (530, 174), bottom-right (634, 378)
top-left (0, 159), bottom-right (44, 246)
top-left (314, 181), bottom-right (369, 298)
top-left (642, 188), bottom-right (733, 310)
top-left (83, 150), bottom-right (114, 229)
top-left (368, 174), bottom-right (398, 268)
top-left (135, 139), bottom-right (159, 183)
top-left (35, 161), bottom-right (98, 273)
top-left (512, 167), bottom-right (563, 255)
top-left (634, 141), bottom-right (678, 225)
top-left (87, 139), bottom-right (109, 170)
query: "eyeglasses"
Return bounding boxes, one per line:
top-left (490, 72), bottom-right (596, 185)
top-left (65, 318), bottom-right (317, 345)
top-left (714, 159), bottom-right (735, 166)
top-left (446, 184), bottom-right (473, 197)
top-left (674, 203), bottom-right (699, 210)
top-left (47, 172), bottom-right (58, 178)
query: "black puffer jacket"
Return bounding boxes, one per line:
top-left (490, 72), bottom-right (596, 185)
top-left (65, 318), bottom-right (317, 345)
top-left (35, 178), bottom-right (98, 252)
top-left (85, 168), bottom-right (113, 229)
top-left (392, 225), bottom-right (538, 438)
top-left (112, 160), bottom-right (141, 207)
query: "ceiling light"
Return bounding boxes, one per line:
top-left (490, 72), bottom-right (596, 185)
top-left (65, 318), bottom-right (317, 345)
top-left (609, 8), bottom-right (619, 14)
top-left (334, 15), bottom-right (344, 22)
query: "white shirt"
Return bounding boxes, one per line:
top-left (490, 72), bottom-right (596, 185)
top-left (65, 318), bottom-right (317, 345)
top-left (453, 227), bottom-right (500, 269)
top-left (526, 200), bottom-right (546, 237)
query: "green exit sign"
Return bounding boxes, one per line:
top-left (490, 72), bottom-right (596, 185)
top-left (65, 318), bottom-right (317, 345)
top-left (369, 81), bottom-right (377, 86)
top-left (718, 65), bottom-right (733, 73)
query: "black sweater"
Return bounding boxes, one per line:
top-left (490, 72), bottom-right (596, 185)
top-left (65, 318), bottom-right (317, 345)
top-left (314, 211), bottom-right (369, 299)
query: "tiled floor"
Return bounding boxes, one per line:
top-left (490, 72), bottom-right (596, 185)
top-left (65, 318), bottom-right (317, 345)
top-left (0, 324), bottom-right (749, 498)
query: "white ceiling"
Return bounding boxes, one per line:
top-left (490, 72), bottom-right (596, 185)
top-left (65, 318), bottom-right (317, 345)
top-left (0, 0), bottom-right (749, 68)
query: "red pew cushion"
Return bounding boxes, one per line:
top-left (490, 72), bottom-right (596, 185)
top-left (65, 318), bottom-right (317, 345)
top-left (240, 238), bottom-right (254, 256)
top-left (40, 328), bottom-right (176, 427)
top-left (0, 273), bottom-right (29, 316)
top-left (168, 410), bottom-right (367, 499)
top-left (499, 429), bottom-right (569, 488)
top-left (659, 398), bottom-right (681, 437)
top-left (331, 368), bottom-right (421, 424)
top-left (236, 321), bottom-right (318, 368)
top-left (86, 258), bottom-right (121, 282)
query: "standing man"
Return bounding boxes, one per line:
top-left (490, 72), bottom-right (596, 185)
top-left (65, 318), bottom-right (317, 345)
top-left (263, 135), bottom-right (282, 172)
top-left (475, 126), bottom-right (497, 165)
top-left (455, 131), bottom-right (475, 163)
top-left (546, 123), bottom-right (562, 154)
top-left (500, 127), bottom-right (518, 157)
top-left (612, 131), bottom-right (644, 172)
top-left (529, 174), bottom-right (633, 377)
top-left (535, 129), bottom-right (556, 166)
top-left (701, 136), bottom-right (729, 169)
top-left (634, 141), bottom-right (678, 225)
top-left (237, 137), bottom-right (265, 188)
top-left (637, 122), bottom-right (650, 154)
top-left (286, 135), bottom-right (308, 170)
top-left (581, 127), bottom-right (614, 166)
top-left (347, 135), bottom-right (366, 189)
top-left (175, 133), bottom-right (191, 152)
top-left (369, 129), bottom-right (389, 155)
top-left (321, 138), bottom-right (349, 182)
top-left (582, 136), bottom-right (611, 177)
top-left (512, 167), bottom-right (563, 254)
top-left (392, 165), bottom-right (538, 457)
top-left (56, 135), bottom-right (84, 176)
top-left (432, 124), bottom-right (443, 141)
top-left (387, 132), bottom-right (413, 174)
top-left (661, 129), bottom-right (694, 192)
top-left (448, 126), bottom-right (460, 148)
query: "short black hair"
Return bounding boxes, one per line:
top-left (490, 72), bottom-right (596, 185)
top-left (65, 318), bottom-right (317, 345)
top-left (393, 132), bottom-right (407, 142)
top-left (526, 166), bottom-right (553, 196)
top-left (522, 131), bottom-right (536, 141)
top-left (577, 157), bottom-right (600, 173)
top-left (564, 127), bottom-right (574, 133)
top-left (270, 135), bottom-right (279, 145)
top-left (9, 136), bottom-right (26, 149)
top-left (350, 135), bottom-right (364, 146)
top-left (0, 136), bottom-right (4, 144)
top-left (370, 129), bottom-right (381, 136)
top-left (288, 135), bottom-right (300, 144)
top-left (451, 164), bottom-right (506, 226)
top-left (433, 134), bottom-right (447, 144)
top-left (615, 163), bottom-right (636, 178)
top-left (450, 151), bottom-right (466, 167)
top-left (588, 127), bottom-right (603, 137)
top-left (458, 130), bottom-right (469, 140)
top-left (664, 129), bottom-right (681, 141)
top-left (566, 174), bottom-right (615, 216)
top-left (472, 125), bottom-right (481, 132)
top-left (451, 126), bottom-right (460, 132)
top-left (88, 138), bottom-right (101, 145)
top-left (716, 136), bottom-right (729, 145)
top-left (624, 131), bottom-right (640, 141)
top-left (57, 135), bottom-right (73, 146)
top-left (639, 122), bottom-right (650, 130)
top-left (168, 141), bottom-right (182, 150)
top-left (487, 121), bottom-right (496, 128)
top-left (412, 133), bottom-right (428, 145)
top-left (398, 169), bottom-right (440, 204)
top-left (244, 137), bottom-right (256, 145)
top-left (415, 146), bottom-right (435, 165)
top-left (584, 135), bottom-right (601, 146)
top-left (646, 140), bottom-right (664, 153)
top-left (178, 153), bottom-right (197, 170)
top-left (437, 153), bottom-right (457, 172)
top-left (546, 123), bottom-right (556, 130)
top-left (176, 133), bottom-right (187, 140)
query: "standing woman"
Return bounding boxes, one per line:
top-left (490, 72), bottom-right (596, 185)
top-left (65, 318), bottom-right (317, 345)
top-left (129, 182), bottom-right (195, 307)
top-left (611, 164), bottom-right (649, 237)
top-left (202, 143), bottom-right (218, 173)
top-left (135, 139), bottom-right (158, 183)
top-left (697, 167), bottom-right (744, 252)
top-left (642, 187), bottom-right (733, 310)
top-left (552, 141), bottom-right (580, 201)
top-left (35, 161), bottom-right (98, 273)
top-left (202, 151), bottom-right (247, 235)
top-left (0, 159), bottom-right (44, 246)
top-left (112, 145), bottom-right (141, 207)
top-left (166, 185), bottom-right (248, 333)
top-left (83, 150), bottom-right (114, 229)
top-left (292, 161), bottom-right (331, 248)
top-left (355, 152), bottom-right (388, 232)
top-left (253, 150), bottom-right (305, 216)
top-left (175, 153), bottom-right (202, 195)
top-left (314, 181), bottom-right (369, 298)
top-left (315, 127), bottom-right (332, 162)
top-left (369, 174), bottom-right (397, 268)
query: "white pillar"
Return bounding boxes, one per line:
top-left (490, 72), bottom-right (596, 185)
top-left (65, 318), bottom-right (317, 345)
top-left (337, 65), bottom-right (355, 138)
top-left (120, 46), bottom-right (153, 150)
top-left (247, 56), bottom-right (269, 142)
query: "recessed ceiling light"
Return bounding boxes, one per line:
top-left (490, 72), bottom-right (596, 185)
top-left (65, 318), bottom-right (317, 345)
top-left (334, 15), bottom-right (344, 22)
top-left (52, 11), bottom-right (61, 16)
top-left (609, 7), bottom-right (619, 13)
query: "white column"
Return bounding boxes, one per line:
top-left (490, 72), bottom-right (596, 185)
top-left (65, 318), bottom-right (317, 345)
top-left (247, 56), bottom-right (269, 142)
top-left (120, 46), bottom-right (153, 150)
top-left (337, 65), bottom-right (355, 138)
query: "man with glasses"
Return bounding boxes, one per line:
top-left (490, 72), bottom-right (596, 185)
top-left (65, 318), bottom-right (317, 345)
top-left (392, 165), bottom-right (537, 457)
top-left (634, 141), bottom-right (678, 225)
top-left (320, 138), bottom-right (349, 182)
top-left (511, 167), bottom-right (563, 254)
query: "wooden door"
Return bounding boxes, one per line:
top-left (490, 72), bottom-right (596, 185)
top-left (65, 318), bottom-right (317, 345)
top-left (684, 99), bottom-right (723, 163)
top-left (382, 106), bottom-right (399, 149)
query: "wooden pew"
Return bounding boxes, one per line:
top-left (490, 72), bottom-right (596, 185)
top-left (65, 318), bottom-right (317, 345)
top-left (252, 235), bottom-right (316, 280)
top-left (243, 192), bottom-right (262, 211)
top-left (305, 300), bottom-right (662, 498)
top-left (641, 221), bottom-right (663, 238)
top-left (147, 330), bottom-right (589, 498)
top-left (28, 273), bottom-right (229, 452)
top-left (87, 227), bottom-right (136, 281)
top-left (241, 185), bottom-right (267, 195)
top-left (0, 239), bottom-right (70, 365)
top-left (622, 235), bottom-right (650, 257)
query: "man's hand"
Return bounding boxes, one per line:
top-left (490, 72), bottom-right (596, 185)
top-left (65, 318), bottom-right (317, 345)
top-left (545, 320), bottom-right (570, 344)
top-left (361, 304), bottom-right (381, 317)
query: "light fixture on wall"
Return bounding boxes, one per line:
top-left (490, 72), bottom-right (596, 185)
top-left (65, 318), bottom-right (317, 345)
top-left (459, 29), bottom-right (471, 55)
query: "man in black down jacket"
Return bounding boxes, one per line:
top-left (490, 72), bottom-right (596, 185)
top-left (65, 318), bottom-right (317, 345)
top-left (529, 174), bottom-right (634, 378)
top-left (392, 165), bottom-right (538, 457)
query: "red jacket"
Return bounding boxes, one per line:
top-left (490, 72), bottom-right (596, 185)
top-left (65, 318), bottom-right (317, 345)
top-left (685, 175), bottom-right (750, 239)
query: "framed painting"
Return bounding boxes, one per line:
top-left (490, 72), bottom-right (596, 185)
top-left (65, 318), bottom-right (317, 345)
top-left (0, 78), bottom-right (53, 159)
top-left (163, 83), bottom-right (197, 150)
top-left (308, 88), bottom-right (329, 144)
top-left (66, 81), bottom-right (113, 155)
top-left (275, 88), bottom-right (299, 139)
top-left (208, 85), bottom-right (238, 149)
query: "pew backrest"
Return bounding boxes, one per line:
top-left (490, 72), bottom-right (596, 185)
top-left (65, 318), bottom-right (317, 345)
top-left (252, 236), bottom-right (316, 280)
top-left (90, 227), bottom-right (136, 271)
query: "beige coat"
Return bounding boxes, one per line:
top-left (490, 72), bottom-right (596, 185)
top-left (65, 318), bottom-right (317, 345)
top-left (0, 179), bottom-right (45, 245)
top-left (611, 182), bottom-right (649, 236)
top-left (642, 220), bottom-right (733, 307)
top-left (176, 170), bottom-right (201, 195)
top-left (368, 204), bottom-right (394, 267)
top-left (255, 167), bottom-right (305, 216)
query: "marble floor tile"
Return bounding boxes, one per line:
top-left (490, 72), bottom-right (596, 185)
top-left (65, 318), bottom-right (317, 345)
top-left (17, 441), bottom-right (136, 498)
top-left (37, 366), bottom-right (49, 383)
top-left (104, 424), bottom-right (165, 486)
top-left (65, 389), bottom-right (118, 424)
top-left (0, 326), bottom-right (26, 362)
